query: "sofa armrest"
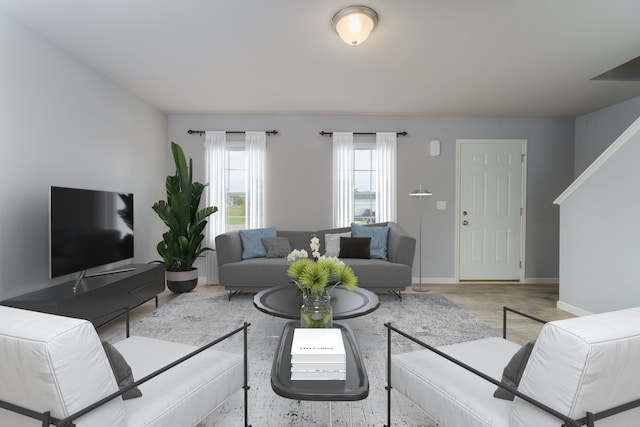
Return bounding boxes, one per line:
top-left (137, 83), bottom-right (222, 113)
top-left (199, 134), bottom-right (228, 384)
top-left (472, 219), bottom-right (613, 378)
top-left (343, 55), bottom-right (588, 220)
top-left (215, 231), bottom-right (243, 266)
top-left (386, 222), bottom-right (416, 267)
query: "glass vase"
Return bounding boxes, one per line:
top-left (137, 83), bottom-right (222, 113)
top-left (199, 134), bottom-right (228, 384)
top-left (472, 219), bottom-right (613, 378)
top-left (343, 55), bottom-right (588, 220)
top-left (300, 292), bottom-right (333, 328)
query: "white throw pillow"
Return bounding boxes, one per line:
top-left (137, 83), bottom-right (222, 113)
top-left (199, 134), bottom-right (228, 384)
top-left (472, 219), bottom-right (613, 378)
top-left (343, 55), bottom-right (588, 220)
top-left (324, 232), bottom-right (351, 257)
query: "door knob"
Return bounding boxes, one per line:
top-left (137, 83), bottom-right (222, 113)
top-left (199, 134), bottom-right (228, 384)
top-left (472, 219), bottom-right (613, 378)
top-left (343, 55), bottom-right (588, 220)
top-left (462, 211), bottom-right (468, 216)
top-left (462, 220), bottom-right (469, 226)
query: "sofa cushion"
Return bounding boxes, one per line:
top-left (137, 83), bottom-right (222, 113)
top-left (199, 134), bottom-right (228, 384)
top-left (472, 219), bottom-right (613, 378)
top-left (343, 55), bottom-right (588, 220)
top-left (114, 336), bottom-right (244, 427)
top-left (351, 222), bottom-right (389, 260)
top-left (493, 340), bottom-right (535, 401)
top-left (392, 337), bottom-right (518, 427)
top-left (511, 307), bottom-right (640, 426)
top-left (239, 227), bottom-right (276, 259)
top-left (324, 231), bottom-right (351, 257)
top-left (0, 306), bottom-right (126, 427)
top-left (102, 341), bottom-right (143, 400)
top-left (341, 258), bottom-right (411, 290)
top-left (219, 257), bottom-right (294, 288)
top-left (339, 236), bottom-right (371, 258)
top-left (261, 236), bottom-right (291, 258)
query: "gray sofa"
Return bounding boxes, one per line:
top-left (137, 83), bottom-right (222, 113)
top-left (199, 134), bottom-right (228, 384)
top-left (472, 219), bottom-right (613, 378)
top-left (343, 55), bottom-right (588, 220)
top-left (215, 222), bottom-right (416, 299)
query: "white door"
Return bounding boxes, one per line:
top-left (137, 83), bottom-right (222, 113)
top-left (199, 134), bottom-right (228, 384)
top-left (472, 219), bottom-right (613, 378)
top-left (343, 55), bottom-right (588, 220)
top-left (457, 140), bottom-right (526, 281)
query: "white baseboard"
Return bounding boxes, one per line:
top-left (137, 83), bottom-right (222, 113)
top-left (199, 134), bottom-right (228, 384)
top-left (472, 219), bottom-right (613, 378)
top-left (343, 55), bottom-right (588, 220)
top-left (414, 277), bottom-right (559, 285)
top-left (557, 301), bottom-right (593, 317)
top-left (522, 277), bottom-right (559, 284)
top-left (415, 277), bottom-right (458, 284)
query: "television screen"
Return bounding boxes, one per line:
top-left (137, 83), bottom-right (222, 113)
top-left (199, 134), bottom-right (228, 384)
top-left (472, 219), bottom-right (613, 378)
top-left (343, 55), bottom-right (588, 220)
top-left (49, 186), bottom-right (134, 278)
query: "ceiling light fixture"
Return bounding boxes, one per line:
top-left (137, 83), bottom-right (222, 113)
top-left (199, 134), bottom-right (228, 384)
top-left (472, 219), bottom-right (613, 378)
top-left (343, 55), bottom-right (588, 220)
top-left (331, 5), bottom-right (378, 47)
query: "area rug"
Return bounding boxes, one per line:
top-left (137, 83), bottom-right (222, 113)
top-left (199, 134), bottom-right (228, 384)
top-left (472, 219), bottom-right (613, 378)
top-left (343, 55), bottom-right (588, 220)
top-left (111, 290), bottom-right (499, 426)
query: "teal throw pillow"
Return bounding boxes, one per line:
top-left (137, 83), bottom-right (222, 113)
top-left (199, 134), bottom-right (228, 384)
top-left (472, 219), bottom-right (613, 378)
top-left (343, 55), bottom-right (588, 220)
top-left (239, 227), bottom-right (277, 259)
top-left (351, 222), bottom-right (389, 260)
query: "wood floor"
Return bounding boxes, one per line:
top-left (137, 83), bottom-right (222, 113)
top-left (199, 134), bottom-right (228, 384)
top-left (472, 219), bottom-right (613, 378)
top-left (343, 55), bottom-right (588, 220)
top-left (98, 282), bottom-right (573, 345)
top-left (420, 283), bottom-right (574, 344)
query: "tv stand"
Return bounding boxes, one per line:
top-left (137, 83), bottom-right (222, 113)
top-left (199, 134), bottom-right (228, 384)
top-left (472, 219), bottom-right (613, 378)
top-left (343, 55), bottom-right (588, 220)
top-left (1, 264), bottom-right (164, 329)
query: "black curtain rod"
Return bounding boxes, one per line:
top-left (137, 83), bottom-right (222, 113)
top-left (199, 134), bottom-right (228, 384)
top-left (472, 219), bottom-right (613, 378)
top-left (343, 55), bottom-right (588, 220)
top-left (319, 131), bottom-right (408, 137)
top-left (187, 129), bottom-right (279, 136)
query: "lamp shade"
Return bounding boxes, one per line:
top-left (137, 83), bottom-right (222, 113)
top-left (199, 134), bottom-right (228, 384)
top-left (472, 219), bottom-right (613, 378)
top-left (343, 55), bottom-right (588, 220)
top-left (332, 6), bottom-right (378, 46)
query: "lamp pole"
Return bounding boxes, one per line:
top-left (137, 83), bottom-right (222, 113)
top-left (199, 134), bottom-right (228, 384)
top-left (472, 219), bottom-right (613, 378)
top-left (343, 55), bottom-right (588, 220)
top-left (409, 185), bottom-right (432, 292)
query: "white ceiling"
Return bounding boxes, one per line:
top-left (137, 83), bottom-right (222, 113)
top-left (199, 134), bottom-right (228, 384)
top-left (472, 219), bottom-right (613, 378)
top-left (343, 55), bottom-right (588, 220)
top-left (2, 0), bottom-right (640, 118)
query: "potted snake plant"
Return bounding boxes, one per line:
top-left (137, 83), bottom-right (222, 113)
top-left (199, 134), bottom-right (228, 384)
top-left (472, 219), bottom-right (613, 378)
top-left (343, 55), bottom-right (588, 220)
top-left (152, 142), bottom-right (217, 292)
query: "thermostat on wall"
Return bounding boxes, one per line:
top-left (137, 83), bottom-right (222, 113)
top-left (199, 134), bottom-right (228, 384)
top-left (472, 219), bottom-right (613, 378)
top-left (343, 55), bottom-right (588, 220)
top-left (430, 140), bottom-right (441, 156)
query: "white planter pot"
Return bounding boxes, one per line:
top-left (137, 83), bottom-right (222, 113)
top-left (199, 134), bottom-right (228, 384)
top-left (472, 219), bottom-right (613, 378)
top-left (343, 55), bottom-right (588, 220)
top-left (165, 268), bottom-right (198, 293)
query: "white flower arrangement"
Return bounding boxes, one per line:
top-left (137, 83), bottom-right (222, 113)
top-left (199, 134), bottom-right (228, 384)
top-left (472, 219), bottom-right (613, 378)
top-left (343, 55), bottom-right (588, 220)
top-left (310, 236), bottom-right (320, 259)
top-left (286, 249), bottom-right (308, 261)
top-left (286, 235), bottom-right (326, 261)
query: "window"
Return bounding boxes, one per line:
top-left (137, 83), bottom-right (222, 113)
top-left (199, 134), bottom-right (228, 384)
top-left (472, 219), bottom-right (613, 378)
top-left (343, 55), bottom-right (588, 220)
top-left (225, 145), bottom-right (246, 231)
top-left (204, 130), bottom-right (266, 237)
top-left (204, 130), bottom-right (266, 284)
top-left (353, 144), bottom-right (377, 224)
top-left (333, 132), bottom-right (396, 227)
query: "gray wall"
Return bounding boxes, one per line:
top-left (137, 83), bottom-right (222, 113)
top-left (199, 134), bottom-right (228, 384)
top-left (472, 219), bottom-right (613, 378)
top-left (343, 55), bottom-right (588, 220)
top-left (558, 119), bottom-right (640, 314)
top-left (574, 96), bottom-right (640, 176)
top-left (168, 114), bottom-right (574, 282)
top-left (557, 96), bottom-right (640, 314)
top-left (0, 12), bottom-right (168, 299)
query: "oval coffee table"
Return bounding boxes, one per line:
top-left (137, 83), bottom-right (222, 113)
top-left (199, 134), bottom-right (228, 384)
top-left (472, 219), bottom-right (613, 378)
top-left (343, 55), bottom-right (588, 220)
top-left (253, 286), bottom-right (379, 320)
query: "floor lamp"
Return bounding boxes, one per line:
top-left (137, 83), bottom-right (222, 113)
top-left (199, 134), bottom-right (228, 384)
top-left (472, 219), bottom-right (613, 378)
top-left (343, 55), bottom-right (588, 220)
top-left (409, 185), bottom-right (432, 292)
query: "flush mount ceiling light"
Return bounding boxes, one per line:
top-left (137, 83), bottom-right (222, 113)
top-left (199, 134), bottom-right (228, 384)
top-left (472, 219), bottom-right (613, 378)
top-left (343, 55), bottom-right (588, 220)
top-left (331, 5), bottom-right (378, 47)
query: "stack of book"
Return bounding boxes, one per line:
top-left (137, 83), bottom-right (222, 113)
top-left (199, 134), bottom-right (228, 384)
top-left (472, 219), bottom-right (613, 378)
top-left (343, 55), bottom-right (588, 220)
top-left (290, 328), bottom-right (346, 380)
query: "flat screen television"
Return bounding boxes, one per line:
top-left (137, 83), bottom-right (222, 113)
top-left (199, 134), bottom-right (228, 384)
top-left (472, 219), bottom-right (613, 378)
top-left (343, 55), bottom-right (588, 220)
top-left (49, 186), bottom-right (134, 279)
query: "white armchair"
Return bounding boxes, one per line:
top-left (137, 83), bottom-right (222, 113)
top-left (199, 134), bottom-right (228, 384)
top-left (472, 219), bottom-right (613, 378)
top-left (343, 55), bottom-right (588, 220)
top-left (385, 306), bottom-right (640, 426)
top-left (0, 306), bottom-right (250, 427)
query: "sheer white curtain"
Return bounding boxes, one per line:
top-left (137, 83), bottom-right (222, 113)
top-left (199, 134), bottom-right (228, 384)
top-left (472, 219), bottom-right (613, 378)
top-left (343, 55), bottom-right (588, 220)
top-left (203, 131), bottom-right (226, 284)
top-left (245, 131), bottom-right (266, 229)
top-left (376, 132), bottom-right (397, 222)
top-left (332, 132), bottom-right (354, 228)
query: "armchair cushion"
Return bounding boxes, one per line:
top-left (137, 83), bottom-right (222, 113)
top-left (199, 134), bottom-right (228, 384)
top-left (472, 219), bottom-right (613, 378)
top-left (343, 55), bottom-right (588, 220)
top-left (392, 336), bottom-right (519, 427)
top-left (113, 336), bottom-right (244, 426)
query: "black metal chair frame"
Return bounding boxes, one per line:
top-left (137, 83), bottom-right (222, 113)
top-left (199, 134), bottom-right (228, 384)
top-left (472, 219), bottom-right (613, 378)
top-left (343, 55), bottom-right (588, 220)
top-left (0, 322), bottom-right (252, 427)
top-left (384, 307), bottom-right (640, 427)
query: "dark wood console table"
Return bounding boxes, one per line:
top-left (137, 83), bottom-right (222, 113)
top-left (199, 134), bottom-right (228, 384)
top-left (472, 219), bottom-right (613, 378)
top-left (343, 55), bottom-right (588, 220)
top-left (0, 264), bottom-right (165, 330)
